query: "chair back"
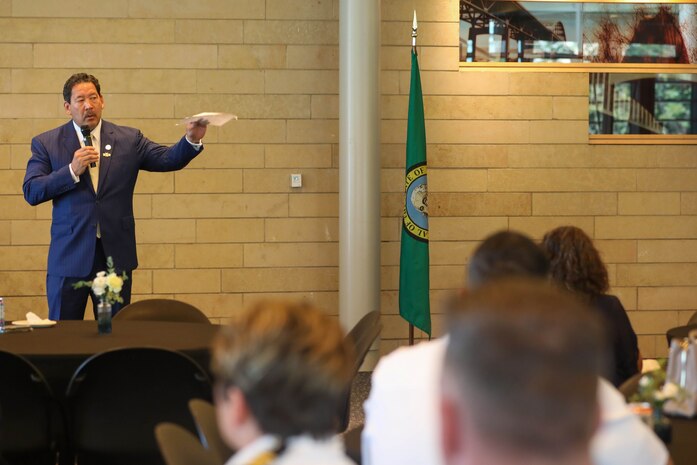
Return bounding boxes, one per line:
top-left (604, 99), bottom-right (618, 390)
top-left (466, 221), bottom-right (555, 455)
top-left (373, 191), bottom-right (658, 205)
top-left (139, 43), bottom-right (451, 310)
top-left (188, 399), bottom-right (234, 463)
top-left (113, 299), bottom-right (210, 324)
top-left (618, 371), bottom-right (645, 401)
top-left (338, 311), bottom-right (382, 431)
top-left (155, 422), bottom-right (221, 465)
top-left (66, 347), bottom-right (212, 465)
top-left (346, 311), bottom-right (381, 375)
top-left (0, 350), bottom-right (59, 465)
top-left (688, 311), bottom-right (697, 326)
top-left (342, 425), bottom-right (363, 465)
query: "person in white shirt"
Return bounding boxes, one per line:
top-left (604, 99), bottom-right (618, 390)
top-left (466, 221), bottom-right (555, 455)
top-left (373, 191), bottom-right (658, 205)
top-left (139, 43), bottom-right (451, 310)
top-left (441, 278), bottom-right (607, 465)
top-left (211, 299), bottom-right (357, 465)
top-left (363, 230), bottom-right (670, 465)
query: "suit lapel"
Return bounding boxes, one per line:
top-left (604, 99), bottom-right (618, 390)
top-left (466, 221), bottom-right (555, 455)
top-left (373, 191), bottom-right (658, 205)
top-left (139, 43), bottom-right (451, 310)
top-left (61, 121), bottom-right (96, 196)
top-left (97, 121), bottom-right (114, 197)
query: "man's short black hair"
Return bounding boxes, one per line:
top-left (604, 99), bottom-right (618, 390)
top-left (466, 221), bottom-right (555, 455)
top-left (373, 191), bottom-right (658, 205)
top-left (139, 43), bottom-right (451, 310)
top-left (63, 73), bottom-right (101, 103)
top-left (467, 230), bottom-right (549, 289)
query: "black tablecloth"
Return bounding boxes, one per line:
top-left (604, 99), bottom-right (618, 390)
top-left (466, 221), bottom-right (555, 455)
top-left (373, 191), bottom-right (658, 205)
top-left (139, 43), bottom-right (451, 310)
top-left (0, 320), bottom-right (220, 397)
top-left (668, 416), bottom-right (697, 465)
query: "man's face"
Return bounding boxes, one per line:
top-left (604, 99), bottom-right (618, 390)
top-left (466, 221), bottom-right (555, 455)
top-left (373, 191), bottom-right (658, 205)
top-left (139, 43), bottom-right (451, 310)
top-left (64, 81), bottom-right (104, 130)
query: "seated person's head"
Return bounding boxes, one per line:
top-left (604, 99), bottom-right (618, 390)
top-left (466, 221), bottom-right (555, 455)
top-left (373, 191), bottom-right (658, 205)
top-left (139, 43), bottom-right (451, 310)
top-left (541, 225), bottom-right (609, 296)
top-left (211, 300), bottom-right (354, 449)
top-left (467, 230), bottom-right (549, 289)
top-left (441, 279), bottom-right (607, 465)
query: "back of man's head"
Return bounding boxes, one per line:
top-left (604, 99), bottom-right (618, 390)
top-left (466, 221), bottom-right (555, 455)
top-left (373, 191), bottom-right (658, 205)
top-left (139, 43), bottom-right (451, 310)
top-left (467, 230), bottom-right (549, 289)
top-left (441, 279), bottom-right (607, 465)
top-left (211, 300), bottom-right (354, 440)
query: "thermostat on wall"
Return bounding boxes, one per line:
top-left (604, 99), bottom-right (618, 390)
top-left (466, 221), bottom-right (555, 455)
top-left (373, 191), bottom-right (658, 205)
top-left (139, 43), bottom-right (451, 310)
top-left (290, 173), bottom-right (302, 188)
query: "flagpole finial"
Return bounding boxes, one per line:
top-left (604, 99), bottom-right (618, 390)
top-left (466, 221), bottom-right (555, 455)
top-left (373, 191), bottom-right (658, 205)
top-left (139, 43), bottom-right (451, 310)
top-left (412, 10), bottom-right (418, 50)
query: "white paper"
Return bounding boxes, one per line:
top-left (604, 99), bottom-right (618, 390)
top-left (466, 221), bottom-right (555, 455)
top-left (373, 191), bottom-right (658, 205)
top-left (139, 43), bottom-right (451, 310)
top-left (179, 112), bottom-right (237, 127)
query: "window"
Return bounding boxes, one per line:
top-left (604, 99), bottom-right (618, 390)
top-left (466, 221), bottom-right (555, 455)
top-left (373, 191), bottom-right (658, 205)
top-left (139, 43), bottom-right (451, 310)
top-left (590, 73), bottom-right (697, 135)
top-left (459, 0), bottom-right (697, 68)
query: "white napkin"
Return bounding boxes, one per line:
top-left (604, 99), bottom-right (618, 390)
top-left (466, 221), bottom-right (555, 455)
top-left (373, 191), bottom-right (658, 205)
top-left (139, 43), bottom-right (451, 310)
top-left (26, 312), bottom-right (52, 324)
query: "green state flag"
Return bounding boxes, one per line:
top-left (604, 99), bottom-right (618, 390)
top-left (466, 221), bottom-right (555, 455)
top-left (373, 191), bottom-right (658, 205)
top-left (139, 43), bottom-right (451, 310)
top-left (399, 49), bottom-right (430, 337)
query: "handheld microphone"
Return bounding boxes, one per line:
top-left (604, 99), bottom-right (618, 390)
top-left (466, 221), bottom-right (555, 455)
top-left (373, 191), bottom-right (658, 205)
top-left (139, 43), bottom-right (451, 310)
top-left (81, 125), bottom-right (96, 168)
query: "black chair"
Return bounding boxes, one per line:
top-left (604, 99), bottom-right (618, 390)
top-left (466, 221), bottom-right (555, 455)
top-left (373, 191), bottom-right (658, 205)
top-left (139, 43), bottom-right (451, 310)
top-left (346, 311), bottom-right (381, 375)
top-left (155, 423), bottom-right (220, 465)
top-left (66, 347), bottom-right (212, 465)
top-left (338, 311), bottom-right (381, 431)
top-left (113, 299), bottom-right (210, 324)
top-left (688, 311), bottom-right (697, 326)
top-left (0, 350), bottom-right (61, 465)
top-left (342, 425), bottom-right (363, 465)
top-left (188, 399), bottom-right (234, 464)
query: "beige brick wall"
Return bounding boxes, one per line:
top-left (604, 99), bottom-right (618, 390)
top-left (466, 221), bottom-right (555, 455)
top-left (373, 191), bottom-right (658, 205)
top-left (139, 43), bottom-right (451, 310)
top-left (381, 0), bottom-right (697, 358)
top-left (0, 0), bottom-right (693, 358)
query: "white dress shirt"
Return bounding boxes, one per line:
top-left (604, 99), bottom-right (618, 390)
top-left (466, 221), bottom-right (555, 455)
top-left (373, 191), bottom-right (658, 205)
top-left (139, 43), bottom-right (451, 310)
top-left (69, 119), bottom-right (102, 186)
top-left (363, 338), bottom-right (669, 465)
top-left (225, 434), bottom-right (355, 465)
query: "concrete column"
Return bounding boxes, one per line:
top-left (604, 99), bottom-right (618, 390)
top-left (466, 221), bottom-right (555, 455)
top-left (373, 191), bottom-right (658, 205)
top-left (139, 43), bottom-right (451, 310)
top-left (339, 0), bottom-right (381, 341)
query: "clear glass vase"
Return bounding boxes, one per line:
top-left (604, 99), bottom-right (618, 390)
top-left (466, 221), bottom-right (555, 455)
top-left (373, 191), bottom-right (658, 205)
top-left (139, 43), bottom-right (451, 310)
top-left (652, 405), bottom-right (672, 445)
top-left (97, 301), bottom-right (112, 334)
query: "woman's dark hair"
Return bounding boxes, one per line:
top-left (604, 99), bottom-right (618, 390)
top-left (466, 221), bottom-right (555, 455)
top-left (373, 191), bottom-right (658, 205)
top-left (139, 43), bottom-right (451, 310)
top-left (542, 226), bottom-right (609, 296)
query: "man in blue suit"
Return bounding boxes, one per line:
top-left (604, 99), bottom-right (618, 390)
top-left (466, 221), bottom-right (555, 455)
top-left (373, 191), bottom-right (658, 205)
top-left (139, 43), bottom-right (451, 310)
top-left (23, 73), bottom-right (208, 321)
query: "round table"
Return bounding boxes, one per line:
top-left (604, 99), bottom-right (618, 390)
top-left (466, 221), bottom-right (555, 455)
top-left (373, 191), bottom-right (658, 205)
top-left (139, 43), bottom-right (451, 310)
top-left (0, 320), bottom-right (220, 398)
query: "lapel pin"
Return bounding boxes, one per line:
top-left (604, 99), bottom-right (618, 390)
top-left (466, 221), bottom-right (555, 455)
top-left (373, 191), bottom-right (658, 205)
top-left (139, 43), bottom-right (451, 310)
top-left (103, 152), bottom-right (111, 158)
top-left (105, 144), bottom-right (112, 150)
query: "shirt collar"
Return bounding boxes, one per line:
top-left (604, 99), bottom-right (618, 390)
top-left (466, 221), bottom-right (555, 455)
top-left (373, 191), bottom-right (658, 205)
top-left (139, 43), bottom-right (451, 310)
top-left (226, 435), bottom-right (279, 465)
top-left (72, 119), bottom-right (102, 146)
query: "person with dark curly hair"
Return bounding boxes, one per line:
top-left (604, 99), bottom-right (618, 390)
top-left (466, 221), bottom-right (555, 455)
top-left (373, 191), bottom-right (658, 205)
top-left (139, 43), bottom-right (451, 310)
top-left (542, 226), bottom-right (640, 386)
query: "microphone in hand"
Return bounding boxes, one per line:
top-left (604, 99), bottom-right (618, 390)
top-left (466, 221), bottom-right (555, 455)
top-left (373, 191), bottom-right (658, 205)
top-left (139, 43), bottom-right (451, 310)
top-left (80, 125), bottom-right (96, 168)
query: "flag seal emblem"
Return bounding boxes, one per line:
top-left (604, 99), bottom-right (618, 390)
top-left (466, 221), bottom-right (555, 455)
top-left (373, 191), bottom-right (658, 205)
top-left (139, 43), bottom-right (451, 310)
top-left (403, 161), bottom-right (428, 242)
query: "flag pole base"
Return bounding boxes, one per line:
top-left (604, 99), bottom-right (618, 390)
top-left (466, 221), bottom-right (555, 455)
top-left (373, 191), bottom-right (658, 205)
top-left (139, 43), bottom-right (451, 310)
top-left (409, 324), bottom-right (414, 345)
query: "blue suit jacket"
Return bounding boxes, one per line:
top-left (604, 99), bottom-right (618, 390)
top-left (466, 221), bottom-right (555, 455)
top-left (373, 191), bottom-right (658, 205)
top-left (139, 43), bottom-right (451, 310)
top-left (23, 120), bottom-right (201, 277)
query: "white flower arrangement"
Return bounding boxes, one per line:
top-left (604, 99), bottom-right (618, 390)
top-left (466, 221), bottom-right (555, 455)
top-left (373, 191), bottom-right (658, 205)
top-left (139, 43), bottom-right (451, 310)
top-left (73, 256), bottom-right (128, 305)
top-left (633, 366), bottom-right (685, 411)
top-left (654, 382), bottom-right (680, 402)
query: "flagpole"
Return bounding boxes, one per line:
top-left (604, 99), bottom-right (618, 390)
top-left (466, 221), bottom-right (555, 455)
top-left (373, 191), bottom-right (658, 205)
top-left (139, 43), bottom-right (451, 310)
top-left (408, 9), bottom-right (418, 347)
top-left (412, 9), bottom-right (418, 53)
top-left (400, 9), bottom-right (429, 345)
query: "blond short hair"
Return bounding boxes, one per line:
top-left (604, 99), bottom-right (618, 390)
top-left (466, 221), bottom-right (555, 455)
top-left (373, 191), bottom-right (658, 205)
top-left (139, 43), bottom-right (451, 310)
top-left (211, 300), bottom-right (354, 438)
